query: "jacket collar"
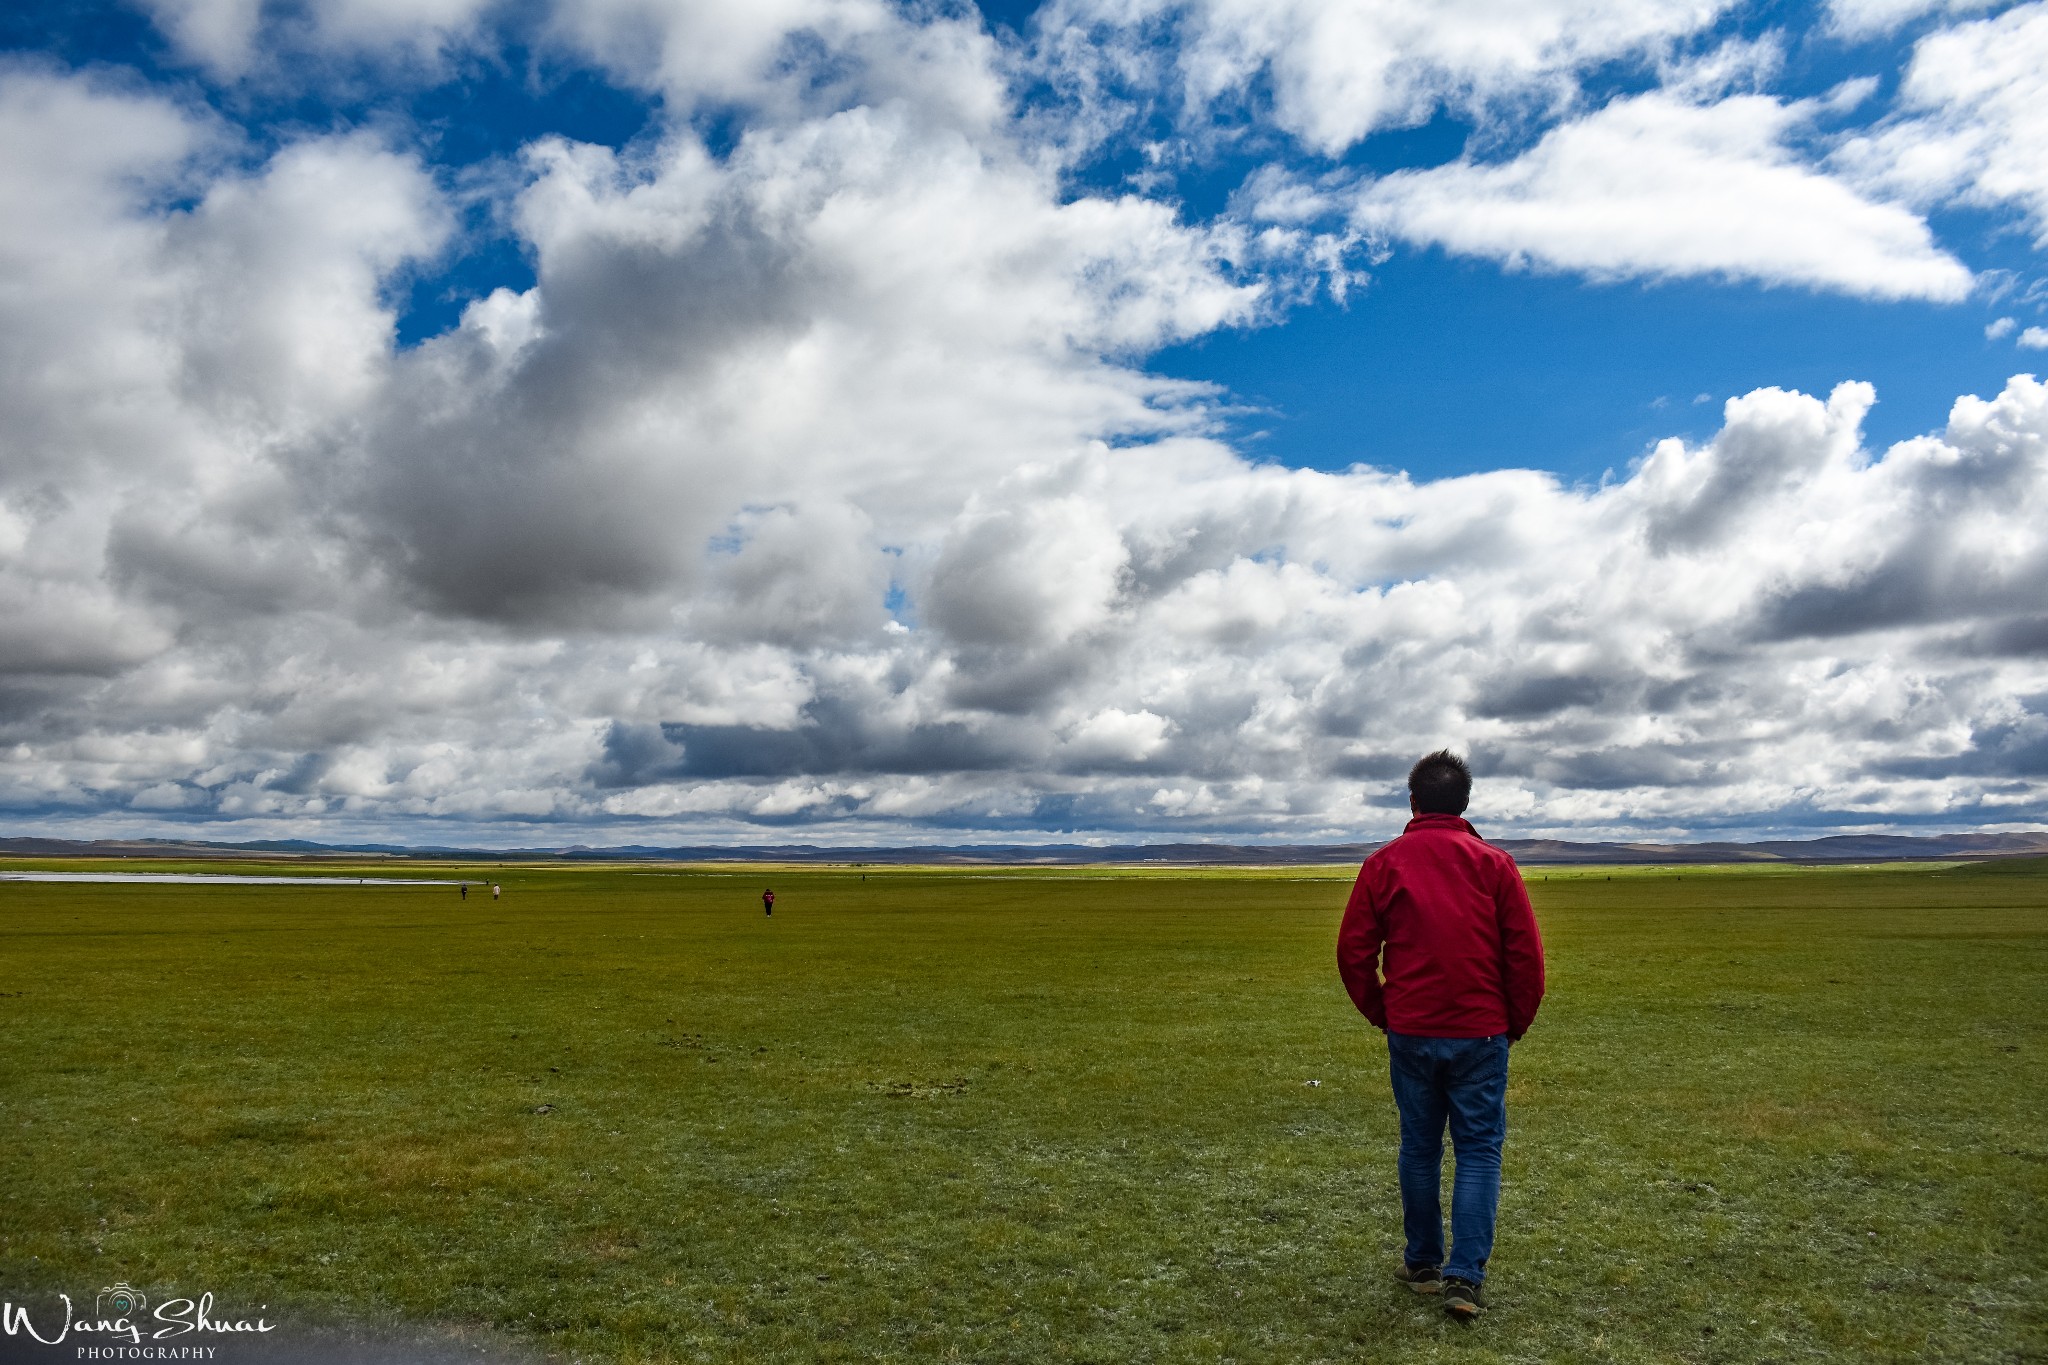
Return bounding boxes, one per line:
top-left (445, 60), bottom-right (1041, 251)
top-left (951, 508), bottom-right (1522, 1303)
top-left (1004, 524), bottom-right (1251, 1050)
top-left (1404, 812), bottom-right (1478, 837)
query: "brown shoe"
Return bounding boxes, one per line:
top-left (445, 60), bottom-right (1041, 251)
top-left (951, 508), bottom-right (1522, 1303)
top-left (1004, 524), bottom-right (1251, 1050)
top-left (1394, 1262), bottom-right (1442, 1294)
top-left (1441, 1276), bottom-right (1486, 1320)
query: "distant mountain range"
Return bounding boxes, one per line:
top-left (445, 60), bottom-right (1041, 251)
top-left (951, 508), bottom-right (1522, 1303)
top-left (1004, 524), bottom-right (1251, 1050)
top-left (3, 831), bottom-right (2047, 865)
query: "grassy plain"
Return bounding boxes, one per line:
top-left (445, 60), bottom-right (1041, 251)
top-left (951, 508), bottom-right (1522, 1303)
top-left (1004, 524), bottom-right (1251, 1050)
top-left (0, 857), bottom-right (2043, 1364)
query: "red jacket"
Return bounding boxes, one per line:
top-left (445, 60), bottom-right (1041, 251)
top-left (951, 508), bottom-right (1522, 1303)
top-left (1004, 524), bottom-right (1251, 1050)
top-left (1337, 813), bottom-right (1546, 1039)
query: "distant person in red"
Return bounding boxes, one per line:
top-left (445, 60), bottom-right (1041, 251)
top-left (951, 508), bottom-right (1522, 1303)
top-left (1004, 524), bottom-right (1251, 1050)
top-left (1337, 750), bottom-right (1545, 1321)
top-left (762, 888), bottom-right (775, 917)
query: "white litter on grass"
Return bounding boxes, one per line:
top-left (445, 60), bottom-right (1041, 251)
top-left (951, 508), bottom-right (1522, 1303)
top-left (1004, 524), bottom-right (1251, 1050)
top-left (1304, 1079), bottom-right (1322, 1087)
top-left (0, 872), bottom-right (460, 885)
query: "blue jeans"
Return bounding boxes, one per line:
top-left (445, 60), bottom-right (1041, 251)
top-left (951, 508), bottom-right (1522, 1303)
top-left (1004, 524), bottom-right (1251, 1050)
top-left (1386, 1032), bottom-right (1509, 1284)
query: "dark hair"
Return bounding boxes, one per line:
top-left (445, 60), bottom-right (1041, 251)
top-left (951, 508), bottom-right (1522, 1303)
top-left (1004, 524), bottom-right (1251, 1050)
top-left (1408, 750), bottom-right (1472, 815)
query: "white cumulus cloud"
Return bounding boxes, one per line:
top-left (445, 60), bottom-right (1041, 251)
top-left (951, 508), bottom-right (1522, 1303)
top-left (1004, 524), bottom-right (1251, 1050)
top-left (1826, 0), bottom-right (2002, 39)
top-left (1833, 2), bottom-right (2048, 244)
top-left (1044, 0), bottom-right (1734, 154)
top-left (139, 0), bottom-right (497, 78)
top-left (1350, 87), bottom-right (1972, 300)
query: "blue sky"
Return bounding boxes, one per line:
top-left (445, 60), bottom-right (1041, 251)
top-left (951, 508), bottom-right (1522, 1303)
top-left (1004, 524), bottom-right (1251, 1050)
top-left (0, 0), bottom-right (2044, 844)
top-left (1157, 247), bottom-right (2026, 480)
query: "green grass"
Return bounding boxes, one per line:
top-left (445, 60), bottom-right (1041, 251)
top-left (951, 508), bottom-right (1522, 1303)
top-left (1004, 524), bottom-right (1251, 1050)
top-left (1, 857), bottom-right (2044, 1363)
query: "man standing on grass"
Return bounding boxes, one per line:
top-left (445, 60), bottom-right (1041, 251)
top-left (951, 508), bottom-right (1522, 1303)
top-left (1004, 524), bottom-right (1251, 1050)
top-left (1338, 750), bottom-right (1546, 1321)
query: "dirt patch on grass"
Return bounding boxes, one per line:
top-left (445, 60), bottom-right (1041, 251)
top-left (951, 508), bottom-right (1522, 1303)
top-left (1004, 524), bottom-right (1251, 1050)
top-left (1728, 1095), bottom-right (1888, 1150)
top-left (865, 1077), bottom-right (969, 1097)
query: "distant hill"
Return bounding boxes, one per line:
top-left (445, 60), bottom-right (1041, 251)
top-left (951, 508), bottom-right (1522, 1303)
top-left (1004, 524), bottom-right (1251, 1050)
top-left (1489, 832), bottom-right (2048, 864)
top-left (3, 830), bottom-right (2047, 865)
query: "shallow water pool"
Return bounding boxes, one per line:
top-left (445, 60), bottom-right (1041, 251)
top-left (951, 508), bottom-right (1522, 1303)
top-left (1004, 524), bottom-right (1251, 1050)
top-left (0, 871), bottom-right (462, 885)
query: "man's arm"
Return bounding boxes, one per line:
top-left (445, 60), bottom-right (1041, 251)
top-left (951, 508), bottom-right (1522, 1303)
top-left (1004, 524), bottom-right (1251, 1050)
top-left (1496, 864), bottom-right (1546, 1041)
top-left (1336, 862), bottom-right (1388, 1029)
